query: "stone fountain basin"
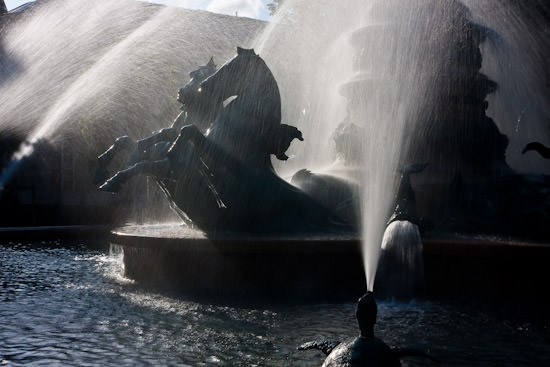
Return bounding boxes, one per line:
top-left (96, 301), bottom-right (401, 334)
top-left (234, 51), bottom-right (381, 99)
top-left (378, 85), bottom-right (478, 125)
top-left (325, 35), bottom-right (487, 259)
top-left (111, 224), bottom-right (363, 299)
top-left (110, 224), bottom-right (550, 302)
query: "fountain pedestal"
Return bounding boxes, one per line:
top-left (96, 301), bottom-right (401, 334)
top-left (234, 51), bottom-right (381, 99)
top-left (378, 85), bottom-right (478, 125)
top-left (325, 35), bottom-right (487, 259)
top-left (110, 224), bottom-right (550, 305)
top-left (111, 224), bottom-right (364, 299)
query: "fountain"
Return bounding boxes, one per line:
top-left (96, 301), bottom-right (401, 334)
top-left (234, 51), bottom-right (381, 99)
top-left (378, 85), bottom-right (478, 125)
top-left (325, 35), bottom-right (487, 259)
top-left (97, 1), bottom-right (547, 307)
top-left (256, 0), bottom-right (550, 302)
top-left (97, 48), bottom-right (351, 235)
top-left (0, 0), bottom-right (549, 304)
top-left (2, 1), bottom-right (550, 365)
top-left (99, 47), bottom-right (364, 297)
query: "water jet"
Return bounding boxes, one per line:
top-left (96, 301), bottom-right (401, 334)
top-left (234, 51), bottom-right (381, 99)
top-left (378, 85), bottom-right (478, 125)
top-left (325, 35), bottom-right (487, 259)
top-left (1, 0), bottom-right (549, 310)
top-left (1, 1), bottom-right (550, 365)
top-left (100, 0), bottom-right (550, 302)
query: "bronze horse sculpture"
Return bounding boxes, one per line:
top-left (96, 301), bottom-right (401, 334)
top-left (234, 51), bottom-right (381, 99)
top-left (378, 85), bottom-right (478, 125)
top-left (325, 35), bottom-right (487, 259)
top-left (97, 48), bottom-right (350, 235)
top-left (94, 57), bottom-right (218, 187)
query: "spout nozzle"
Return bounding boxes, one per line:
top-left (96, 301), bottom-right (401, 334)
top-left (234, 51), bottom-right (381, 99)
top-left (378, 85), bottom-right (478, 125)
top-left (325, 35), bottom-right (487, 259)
top-left (356, 291), bottom-right (377, 338)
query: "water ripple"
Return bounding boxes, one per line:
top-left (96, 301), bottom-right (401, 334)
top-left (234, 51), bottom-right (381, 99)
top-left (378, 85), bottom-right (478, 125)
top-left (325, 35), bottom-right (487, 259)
top-left (1, 241), bottom-right (549, 366)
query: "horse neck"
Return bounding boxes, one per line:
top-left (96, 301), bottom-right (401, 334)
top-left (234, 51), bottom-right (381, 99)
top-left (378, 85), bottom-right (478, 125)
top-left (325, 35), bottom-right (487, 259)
top-left (187, 103), bottom-right (220, 129)
top-left (239, 69), bottom-right (281, 126)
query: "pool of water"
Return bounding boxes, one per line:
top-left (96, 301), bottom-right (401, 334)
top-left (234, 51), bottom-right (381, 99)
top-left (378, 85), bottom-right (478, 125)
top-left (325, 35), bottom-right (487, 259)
top-left (1, 240), bottom-right (549, 366)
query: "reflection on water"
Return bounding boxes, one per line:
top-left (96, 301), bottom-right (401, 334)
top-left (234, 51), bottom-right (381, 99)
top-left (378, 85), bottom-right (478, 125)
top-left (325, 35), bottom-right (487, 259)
top-left (1, 241), bottom-right (549, 366)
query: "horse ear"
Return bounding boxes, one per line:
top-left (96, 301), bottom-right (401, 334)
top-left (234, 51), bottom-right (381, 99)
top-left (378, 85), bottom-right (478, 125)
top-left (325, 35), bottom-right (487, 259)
top-left (207, 57), bottom-right (216, 68)
top-left (237, 47), bottom-right (256, 56)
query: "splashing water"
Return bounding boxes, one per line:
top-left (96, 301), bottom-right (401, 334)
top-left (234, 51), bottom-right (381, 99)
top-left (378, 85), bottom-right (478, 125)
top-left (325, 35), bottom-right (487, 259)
top-left (255, 0), bottom-right (444, 291)
top-left (355, 0), bottom-right (461, 291)
top-left (254, 0), bottom-right (545, 292)
top-left (0, 0), bottom-right (261, 193)
top-left (1, 0), bottom-right (548, 292)
top-left (0, 0), bottom-right (169, 189)
top-left (254, 1), bottom-right (359, 176)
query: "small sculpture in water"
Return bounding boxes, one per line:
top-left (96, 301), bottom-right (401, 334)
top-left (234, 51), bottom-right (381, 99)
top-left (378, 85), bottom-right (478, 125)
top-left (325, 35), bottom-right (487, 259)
top-left (298, 292), bottom-right (437, 366)
top-left (96, 48), bottom-right (350, 235)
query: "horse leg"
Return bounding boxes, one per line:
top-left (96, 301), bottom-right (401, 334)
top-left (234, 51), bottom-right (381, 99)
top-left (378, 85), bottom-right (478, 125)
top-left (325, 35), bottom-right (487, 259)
top-left (94, 136), bottom-right (136, 184)
top-left (166, 125), bottom-right (238, 208)
top-left (167, 125), bottom-right (236, 171)
top-left (166, 125), bottom-right (206, 160)
top-left (99, 159), bottom-right (171, 193)
top-left (129, 128), bottom-right (180, 164)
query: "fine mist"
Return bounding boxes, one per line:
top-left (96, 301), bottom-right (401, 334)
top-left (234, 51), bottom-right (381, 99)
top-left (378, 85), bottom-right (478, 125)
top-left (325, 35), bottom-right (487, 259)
top-left (254, 0), bottom-right (529, 291)
top-left (463, 0), bottom-right (550, 175)
top-left (0, 0), bottom-right (265, 221)
top-left (255, 0), bottom-right (444, 291)
top-left (0, 0), bottom-right (262, 220)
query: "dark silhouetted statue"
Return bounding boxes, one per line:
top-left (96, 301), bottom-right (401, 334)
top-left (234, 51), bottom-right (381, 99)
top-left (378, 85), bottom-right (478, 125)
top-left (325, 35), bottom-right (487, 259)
top-left (97, 48), bottom-right (350, 235)
top-left (298, 292), bottom-right (437, 366)
top-left (94, 58), bottom-right (218, 187)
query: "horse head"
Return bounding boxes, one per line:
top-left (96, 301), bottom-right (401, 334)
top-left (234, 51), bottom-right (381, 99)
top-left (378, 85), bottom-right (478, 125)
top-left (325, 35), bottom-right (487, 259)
top-left (178, 57), bottom-right (217, 108)
top-left (177, 58), bottom-right (220, 130)
top-left (200, 47), bottom-right (280, 108)
top-left (199, 47), bottom-right (282, 137)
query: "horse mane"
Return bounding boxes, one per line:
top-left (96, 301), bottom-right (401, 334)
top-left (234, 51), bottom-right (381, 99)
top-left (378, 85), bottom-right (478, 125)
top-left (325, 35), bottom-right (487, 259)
top-left (239, 50), bottom-right (282, 129)
top-left (201, 48), bottom-right (284, 165)
top-left (237, 47), bottom-right (256, 56)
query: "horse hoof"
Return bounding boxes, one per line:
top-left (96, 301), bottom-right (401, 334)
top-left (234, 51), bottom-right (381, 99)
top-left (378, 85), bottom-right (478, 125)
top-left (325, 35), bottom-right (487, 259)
top-left (93, 166), bottom-right (110, 185)
top-left (99, 180), bottom-right (121, 193)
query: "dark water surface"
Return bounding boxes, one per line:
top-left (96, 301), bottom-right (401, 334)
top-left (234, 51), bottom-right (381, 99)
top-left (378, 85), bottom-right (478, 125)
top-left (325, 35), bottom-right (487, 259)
top-left (1, 241), bottom-right (549, 366)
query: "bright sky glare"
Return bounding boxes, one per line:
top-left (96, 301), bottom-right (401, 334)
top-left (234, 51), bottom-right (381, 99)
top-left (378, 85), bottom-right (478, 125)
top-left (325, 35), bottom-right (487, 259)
top-left (4, 0), bottom-right (272, 20)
